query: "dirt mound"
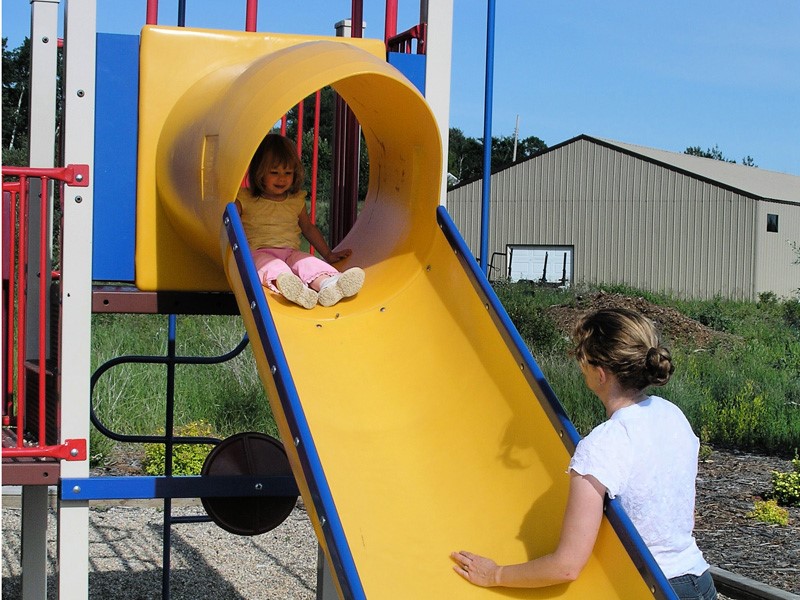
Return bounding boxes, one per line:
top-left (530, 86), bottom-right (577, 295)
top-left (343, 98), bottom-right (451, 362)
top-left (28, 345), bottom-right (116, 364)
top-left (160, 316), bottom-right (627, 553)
top-left (546, 291), bottom-right (729, 348)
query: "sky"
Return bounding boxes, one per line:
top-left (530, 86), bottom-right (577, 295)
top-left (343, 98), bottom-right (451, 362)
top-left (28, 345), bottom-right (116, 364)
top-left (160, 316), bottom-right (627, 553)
top-left (3, 1), bottom-right (799, 176)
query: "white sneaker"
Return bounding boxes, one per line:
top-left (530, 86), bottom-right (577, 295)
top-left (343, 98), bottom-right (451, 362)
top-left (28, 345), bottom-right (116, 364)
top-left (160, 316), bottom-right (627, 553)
top-left (275, 272), bottom-right (318, 309)
top-left (317, 267), bottom-right (365, 307)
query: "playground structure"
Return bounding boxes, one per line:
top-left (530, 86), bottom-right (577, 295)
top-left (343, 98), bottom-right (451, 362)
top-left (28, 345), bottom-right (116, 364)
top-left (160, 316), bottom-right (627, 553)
top-left (3, 1), bottom-right (680, 599)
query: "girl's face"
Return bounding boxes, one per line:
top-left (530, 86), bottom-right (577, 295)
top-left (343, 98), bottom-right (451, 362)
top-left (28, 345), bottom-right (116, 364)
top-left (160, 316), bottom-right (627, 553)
top-left (260, 163), bottom-right (294, 198)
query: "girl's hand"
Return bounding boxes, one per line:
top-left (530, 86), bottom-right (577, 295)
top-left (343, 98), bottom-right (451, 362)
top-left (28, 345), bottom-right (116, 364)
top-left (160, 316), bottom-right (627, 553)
top-left (451, 551), bottom-right (501, 587)
top-left (325, 248), bottom-right (352, 263)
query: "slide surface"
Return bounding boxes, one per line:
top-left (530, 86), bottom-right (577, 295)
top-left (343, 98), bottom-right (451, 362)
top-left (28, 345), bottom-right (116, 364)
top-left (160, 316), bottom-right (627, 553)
top-left (223, 205), bottom-right (672, 600)
top-left (137, 25), bottom-right (676, 599)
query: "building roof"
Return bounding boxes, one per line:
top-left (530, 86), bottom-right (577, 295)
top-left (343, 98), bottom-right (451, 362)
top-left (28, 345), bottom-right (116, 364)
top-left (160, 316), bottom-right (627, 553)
top-left (584, 135), bottom-right (800, 204)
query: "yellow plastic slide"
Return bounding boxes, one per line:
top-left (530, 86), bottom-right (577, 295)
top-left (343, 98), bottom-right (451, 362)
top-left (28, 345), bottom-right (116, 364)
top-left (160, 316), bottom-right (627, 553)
top-left (137, 26), bottom-right (673, 599)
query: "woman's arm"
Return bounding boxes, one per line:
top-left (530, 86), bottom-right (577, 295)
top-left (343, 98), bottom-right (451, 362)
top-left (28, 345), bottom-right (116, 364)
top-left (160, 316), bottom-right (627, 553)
top-left (298, 205), bottom-right (351, 263)
top-left (451, 472), bottom-right (606, 588)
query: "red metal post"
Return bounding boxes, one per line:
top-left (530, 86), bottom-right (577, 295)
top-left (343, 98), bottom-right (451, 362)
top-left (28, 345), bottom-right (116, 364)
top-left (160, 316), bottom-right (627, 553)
top-left (3, 185), bottom-right (19, 425)
top-left (384, 0), bottom-right (398, 46)
top-left (15, 177), bottom-right (28, 447)
top-left (311, 90), bottom-right (321, 226)
top-left (245, 0), bottom-right (258, 32)
top-left (146, 0), bottom-right (158, 24)
top-left (296, 101), bottom-right (304, 156)
top-left (37, 177), bottom-right (49, 444)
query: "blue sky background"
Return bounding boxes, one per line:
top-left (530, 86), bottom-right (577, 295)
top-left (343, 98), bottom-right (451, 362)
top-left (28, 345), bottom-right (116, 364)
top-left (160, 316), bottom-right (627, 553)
top-left (3, 1), bottom-right (799, 175)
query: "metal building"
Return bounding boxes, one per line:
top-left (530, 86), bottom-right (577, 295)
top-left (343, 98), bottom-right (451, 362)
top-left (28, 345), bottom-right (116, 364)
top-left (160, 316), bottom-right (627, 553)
top-left (446, 135), bottom-right (800, 300)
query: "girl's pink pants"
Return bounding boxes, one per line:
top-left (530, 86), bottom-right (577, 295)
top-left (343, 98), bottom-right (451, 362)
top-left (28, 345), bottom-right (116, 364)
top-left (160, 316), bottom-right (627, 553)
top-left (252, 247), bottom-right (338, 291)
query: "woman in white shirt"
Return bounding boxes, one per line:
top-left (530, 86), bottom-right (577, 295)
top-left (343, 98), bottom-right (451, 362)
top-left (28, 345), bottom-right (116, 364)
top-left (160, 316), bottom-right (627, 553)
top-left (452, 307), bottom-right (716, 600)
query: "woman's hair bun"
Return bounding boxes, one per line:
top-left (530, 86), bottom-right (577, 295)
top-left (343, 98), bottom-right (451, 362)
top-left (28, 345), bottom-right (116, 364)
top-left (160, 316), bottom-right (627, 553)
top-left (645, 346), bottom-right (674, 386)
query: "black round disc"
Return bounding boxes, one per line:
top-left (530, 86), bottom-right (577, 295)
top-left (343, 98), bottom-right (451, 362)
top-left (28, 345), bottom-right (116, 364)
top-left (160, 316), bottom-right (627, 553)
top-left (201, 432), bottom-right (297, 536)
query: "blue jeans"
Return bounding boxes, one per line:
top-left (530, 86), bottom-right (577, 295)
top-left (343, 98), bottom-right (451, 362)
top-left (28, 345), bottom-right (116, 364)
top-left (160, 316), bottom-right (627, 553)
top-left (669, 569), bottom-right (717, 600)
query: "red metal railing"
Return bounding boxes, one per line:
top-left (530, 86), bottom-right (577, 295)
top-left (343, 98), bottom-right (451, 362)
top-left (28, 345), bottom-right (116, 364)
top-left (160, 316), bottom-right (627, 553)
top-left (387, 23), bottom-right (427, 54)
top-left (2, 165), bottom-right (88, 461)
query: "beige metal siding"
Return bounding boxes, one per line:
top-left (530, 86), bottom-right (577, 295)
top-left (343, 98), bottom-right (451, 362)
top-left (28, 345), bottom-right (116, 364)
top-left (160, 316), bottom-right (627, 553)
top-left (755, 202), bottom-right (800, 298)
top-left (447, 139), bottom-right (760, 300)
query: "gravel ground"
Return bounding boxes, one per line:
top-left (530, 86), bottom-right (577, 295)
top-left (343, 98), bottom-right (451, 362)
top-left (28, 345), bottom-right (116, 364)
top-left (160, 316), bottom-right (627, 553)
top-left (1, 498), bottom-right (319, 599)
top-left (3, 447), bottom-right (798, 599)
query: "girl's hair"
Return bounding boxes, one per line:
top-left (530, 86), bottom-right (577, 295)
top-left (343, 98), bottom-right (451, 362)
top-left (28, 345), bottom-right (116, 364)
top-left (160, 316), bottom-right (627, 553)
top-left (571, 307), bottom-right (674, 391)
top-left (249, 133), bottom-right (305, 197)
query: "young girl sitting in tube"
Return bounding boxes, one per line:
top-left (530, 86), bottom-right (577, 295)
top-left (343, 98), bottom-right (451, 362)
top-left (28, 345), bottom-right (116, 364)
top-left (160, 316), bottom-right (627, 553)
top-left (235, 133), bottom-right (364, 309)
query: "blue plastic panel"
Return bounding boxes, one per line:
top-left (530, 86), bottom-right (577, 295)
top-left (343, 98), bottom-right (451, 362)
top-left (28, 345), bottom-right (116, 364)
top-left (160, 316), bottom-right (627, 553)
top-left (388, 52), bottom-right (426, 94)
top-left (92, 33), bottom-right (139, 282)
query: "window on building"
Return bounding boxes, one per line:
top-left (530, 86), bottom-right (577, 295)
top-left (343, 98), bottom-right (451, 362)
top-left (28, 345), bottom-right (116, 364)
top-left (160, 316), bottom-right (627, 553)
top-left (767, 214), bottom-right (779, 233)
top-left (506, 245), bottom-right (573, 286)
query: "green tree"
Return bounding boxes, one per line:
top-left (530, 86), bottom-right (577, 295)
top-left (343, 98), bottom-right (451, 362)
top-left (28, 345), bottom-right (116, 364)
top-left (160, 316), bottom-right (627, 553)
top-left (448, 127), bottom-right (484, 184)
top-left (447, 127), bottom-right (547, 186)
top-left (2, 36), bottom-right (64, 167)
top-left (3, 37), bottom-right (31, 166)
top-left (685, 144), bottom-right (757, 167)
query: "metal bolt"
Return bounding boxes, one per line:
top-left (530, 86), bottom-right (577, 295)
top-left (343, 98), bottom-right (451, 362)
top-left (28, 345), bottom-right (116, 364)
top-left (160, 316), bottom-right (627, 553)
top-left (42, 36), bottom-right (49, 43)
top-left (223, 216), bottom-right (230, 225)
top-left (294, 437), bottom-right (300, 446)
top-left (76, 89), bottom-right (85, 97)
top-left (254, 483), bottom-right (263, 491)
top-left (75, 174), bottom-right (83, 182)
top-left (74, 196), bottom-right (83, 203)
top-left (72, 485), bottom-right (81, 494)
top-left (233, 243), bottom-right (239, 252)
top-left (271, 365), bottom-right (277, 375)
top-left (320, 516), bottom-right (327, 527)
top-left (70, 448), bottom-right (79, 457)
top-left (250, 300), bottom-right (256, 310)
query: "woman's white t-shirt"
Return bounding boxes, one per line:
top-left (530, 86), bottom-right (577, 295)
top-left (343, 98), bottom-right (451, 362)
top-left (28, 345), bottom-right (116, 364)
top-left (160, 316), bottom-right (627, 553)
top-left (568, 395), bottom-right (709, 579)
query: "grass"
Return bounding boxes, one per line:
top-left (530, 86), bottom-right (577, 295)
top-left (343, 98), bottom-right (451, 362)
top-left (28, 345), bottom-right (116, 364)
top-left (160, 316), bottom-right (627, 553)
top-left (89, 283), bottom-right (800, 465)
top-left (493, 282), bottom-right (800, 457)
top-left (90, 313), bottom-right (276, 465)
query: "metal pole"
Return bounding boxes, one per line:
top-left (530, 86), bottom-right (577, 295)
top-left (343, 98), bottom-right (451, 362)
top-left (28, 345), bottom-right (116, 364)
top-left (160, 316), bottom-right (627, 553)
top-left (146, 0), bottom-right (158, 24)
top-left (479, 0), bottom-right (496, 276)
top-left (245, 0), bottom-right (258, 31)
top-left (512, 114), bottom-right (519, 162)
top-left (384, 0), bottom-right (398, 45)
